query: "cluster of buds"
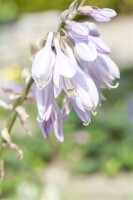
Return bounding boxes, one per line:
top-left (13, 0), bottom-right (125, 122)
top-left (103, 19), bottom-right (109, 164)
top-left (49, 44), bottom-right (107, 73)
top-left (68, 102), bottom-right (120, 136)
top-left (31, 0), bottom-right (120, 142)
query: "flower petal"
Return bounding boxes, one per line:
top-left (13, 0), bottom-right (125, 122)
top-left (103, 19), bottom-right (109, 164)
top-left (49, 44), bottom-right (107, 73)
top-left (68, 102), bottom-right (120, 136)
top-left (91, 37), bottom-right (110, 54)
top-left (36, 83), bottom-right (54, 122)
top-left (74, 38), bottom-right (97, 62)
top-left (70, 70), bottom-right (99, 110)
top-left (84, 22), bottom-right (100, 37)
top-left (54, 38), bottom-right (77, 78)
top-left (90, 8), bottom-right (117, 22)
top-left (51, 102), bottom-right (64, 142)
top-left (32, 32), bottom-right (54, 88)
top-left (87, 54), bottom-right (120, 86)
top-left (72, 100), bottom-right (91, 124)
top-left (66, 20), bottom-right (89, 39)
top-left (39, 118), bottom-right (51, 139)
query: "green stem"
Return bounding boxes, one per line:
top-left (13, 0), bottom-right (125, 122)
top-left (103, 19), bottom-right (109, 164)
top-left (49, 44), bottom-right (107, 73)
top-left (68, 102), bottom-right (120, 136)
top-left (0, 78), bottom-right (33, 159)
top-left (6, 0), bottom-right (87, 133)
top-left (0, 0), bottom-right (87, 148)
top-left (79, 0), bottom-right (86, 7)
top-left (0, 0), bottom-right (87, 190)
top-left (7, 77), bottom-right (34, 133)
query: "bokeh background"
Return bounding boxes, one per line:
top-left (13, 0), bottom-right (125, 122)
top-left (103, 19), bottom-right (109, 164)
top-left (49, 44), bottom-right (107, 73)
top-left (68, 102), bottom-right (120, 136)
top-left (0, 0), bottom-right (133, 199)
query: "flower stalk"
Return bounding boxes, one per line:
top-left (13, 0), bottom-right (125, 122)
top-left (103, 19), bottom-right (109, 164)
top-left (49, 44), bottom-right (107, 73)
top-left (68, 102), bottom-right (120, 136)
top-left (0, 0), bottom-right (119, 195)
top-left (0, 0), bottom-right (119, 145)
top-left (79, 0), bottom-right (86, 7)
top-left (56, 0), bottom-right (86, 33)
top-left (6, 77), bottom-right (34, 133)
top-left (1, 0), bottom-right (87, 140)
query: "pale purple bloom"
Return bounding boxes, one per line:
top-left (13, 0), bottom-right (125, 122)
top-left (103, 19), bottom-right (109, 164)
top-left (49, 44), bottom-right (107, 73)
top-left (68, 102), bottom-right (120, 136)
top-left (90, 36), bottom-right (110, 54)
top-left (62, 70), bottom-right (99, 112)
top-left (66, 20), bottom-right (89, 40)
top-left (83, 22), bottom-right (100, 37)
top-left (53, 38), bottom-right (77, 91)
top-left (32, 32), bottom-right (55, 90)
top-left (36, 83), bottom-right (54, 122)
top-left (39, 102), bottom-right (64, 142)
top-left (68, 30), bottom-right (97, 62)
top-left (72, 101), bottom-right (91, 125)
top-left (74, 37), bottom-right (98, 62)
top-left (31, 0), bottom-right (119, 142)
top-left (78, 6), bottom-right (117, 22)
top-left (78, 54), bottom-right (120, 88)
top-left (54, 42), bottom-right (99, 112)
top-left (36, 83), bottom-right (63, 142)
top-left (61, 96), bottom-right (91, 125)
top-left (66, 20), bottom-right (110, 62)
top-left (90, 8), bottom-right (117, 22)
top-left (39, 118), bottom-right (51, 139)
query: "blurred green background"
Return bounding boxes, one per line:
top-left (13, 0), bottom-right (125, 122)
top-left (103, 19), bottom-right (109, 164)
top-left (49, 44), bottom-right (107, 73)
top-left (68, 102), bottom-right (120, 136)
top-left (1, 67), bottom-right (133, 199)
top-left (0, 0), bottom-right (133, 23)
top-left (0, 0), bottom-right (133, 199)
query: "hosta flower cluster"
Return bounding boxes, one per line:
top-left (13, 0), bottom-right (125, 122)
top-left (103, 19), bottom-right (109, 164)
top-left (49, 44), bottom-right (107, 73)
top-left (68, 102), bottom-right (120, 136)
top-left (32, 0), bottom-right (120, 142)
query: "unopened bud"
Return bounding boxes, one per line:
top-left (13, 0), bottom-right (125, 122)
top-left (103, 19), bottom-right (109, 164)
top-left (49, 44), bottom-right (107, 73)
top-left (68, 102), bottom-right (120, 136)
top-left (78, 6), bottom-right (93, 15)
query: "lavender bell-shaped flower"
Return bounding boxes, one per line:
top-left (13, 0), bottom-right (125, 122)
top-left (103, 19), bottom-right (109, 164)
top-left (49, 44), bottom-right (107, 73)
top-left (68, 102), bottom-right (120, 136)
top-left (39, 102), bottom-right (64, 142)
top-left (53, 38), bottom-right (77, 96)
top-left (54, 39), bottom-right (99, 113)
top-left (61, 96), bottom-right (91, 125)
top-left (36, 82), bottom-right (64, 142)
top-left (78, 6), bottom-right (117, 22)
top-left (90, 36), bottom-right (110, 54)
top-left (72, 100), bottom-right (91, 125)
top-left (78, 53), bottom-right (120, 88)
top-left (68, 71), bottom-right (99, 112)
top-left (62, 41), bottom-right (99, 111)
top-left (65, 20), bottom-right (89, 40)
top-left (73, 37), bottom-right (98, 62)
top-left (32, 32), bottom-right (55, 90)
top-left (31, 0), bottom-right (120, 142)
top-left (65, 20), bottom-right (97, 62)
top-left (65, 20), bottom-right (111, 62)
top-left (83, 22), bottom-right (100, 37)
top-left (36, 83), bottom-right (54, 122)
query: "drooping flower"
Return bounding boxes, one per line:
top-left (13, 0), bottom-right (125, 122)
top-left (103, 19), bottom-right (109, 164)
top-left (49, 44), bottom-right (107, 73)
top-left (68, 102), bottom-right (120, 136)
top-left (73, 36), bottom-right (98, 62)
top-left (31, 0), bottom-right (119, 142)
top-left (62, 71), bottom-right (99, 111)
top-left (32, 32), bottom-right (55, 90)
top-left (78, 6), bottom-right (117, 22)
top-left (35, 82), bottom-right (64, 142)
top-left (39, 101), bottom-right (64, 142)
top-left (54, 38), bottom-right (99, 112)
top-left (61, 96), bottom-right (91, 125)
top-left (65, 20), bottom-right (110, 62)
top-left (83, 22), bottom-right (100, 37)
top-left (77, 53), bottom-right (120, 88)
top-left (65, 20), bottom-right (89, 40)
top-left (72, 100), bottom-right (91, 125)
top-left (36, 83), bottom-right (54, 122)
top-left (53, 37), bottom-right (77, 96)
